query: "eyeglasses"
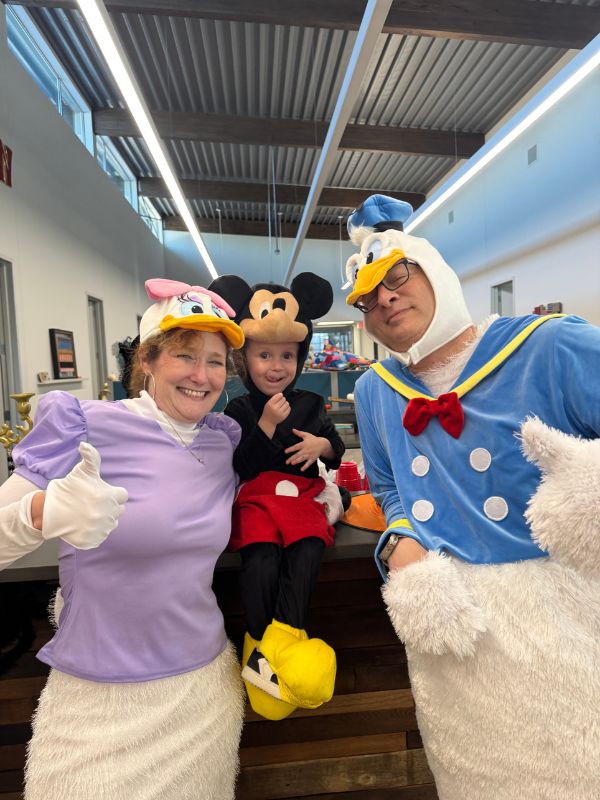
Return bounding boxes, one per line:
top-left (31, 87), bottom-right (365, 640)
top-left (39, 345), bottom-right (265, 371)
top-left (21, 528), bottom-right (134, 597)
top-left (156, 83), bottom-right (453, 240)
top-left (353, 259), bottom-right (421, 313)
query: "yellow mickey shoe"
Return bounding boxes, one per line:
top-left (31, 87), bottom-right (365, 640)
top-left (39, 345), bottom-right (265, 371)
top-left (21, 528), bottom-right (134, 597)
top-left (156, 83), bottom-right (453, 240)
top-left (241, 633), bottom-right (297, 721)
top-left (258, 620), bottom-right (336, 709)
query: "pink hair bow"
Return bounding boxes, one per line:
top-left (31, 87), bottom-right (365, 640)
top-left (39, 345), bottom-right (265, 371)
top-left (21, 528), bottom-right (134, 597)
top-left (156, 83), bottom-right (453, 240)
top-left (145, 278), bottom-right (236, 317)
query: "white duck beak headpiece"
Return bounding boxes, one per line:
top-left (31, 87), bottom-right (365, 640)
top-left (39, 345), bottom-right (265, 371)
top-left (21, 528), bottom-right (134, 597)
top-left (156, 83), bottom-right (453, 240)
top-left (140, 279), bottom-right (245, 349)
top-left (345, 229), bottom-right (472, 366)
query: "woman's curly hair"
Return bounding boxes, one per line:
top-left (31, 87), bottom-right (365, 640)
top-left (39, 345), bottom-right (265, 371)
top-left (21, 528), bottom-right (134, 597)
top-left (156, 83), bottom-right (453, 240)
top-left (126, 329), bottom-right (236, 398)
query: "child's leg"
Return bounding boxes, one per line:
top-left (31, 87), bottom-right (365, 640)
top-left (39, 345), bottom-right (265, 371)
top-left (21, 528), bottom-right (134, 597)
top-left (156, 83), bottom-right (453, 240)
top-left (257, 536), bottom-right (335, 708)
top-left (239, 542), bottom-right (282, 641)
top-left (274, 537), bottom-right (325, 630)
top-left (239, 542), bottom-right (298, 719)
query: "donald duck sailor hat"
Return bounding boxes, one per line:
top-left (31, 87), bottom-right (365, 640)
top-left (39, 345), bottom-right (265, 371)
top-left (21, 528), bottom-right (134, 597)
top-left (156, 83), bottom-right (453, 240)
top-left (347, 193), bottom-right (413, 241)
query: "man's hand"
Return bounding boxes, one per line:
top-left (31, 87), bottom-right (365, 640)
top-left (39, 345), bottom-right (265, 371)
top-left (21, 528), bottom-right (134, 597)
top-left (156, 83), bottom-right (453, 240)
top-left (285, 429), bottom-right (333, 471)
top-left (387, 536), bottom-right (428, 571)
top-left (42, 442), bottom-right (128, 549)
top-left (258, 393), bottom-right (291, 438)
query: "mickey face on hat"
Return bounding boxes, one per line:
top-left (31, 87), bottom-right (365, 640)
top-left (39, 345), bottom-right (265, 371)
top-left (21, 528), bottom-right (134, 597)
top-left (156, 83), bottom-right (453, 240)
top-left (209, 273), bottom-right (333, 344)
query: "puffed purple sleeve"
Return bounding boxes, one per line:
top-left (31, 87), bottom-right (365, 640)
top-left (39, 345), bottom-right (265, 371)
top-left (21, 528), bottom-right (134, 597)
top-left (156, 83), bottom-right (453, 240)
top-left (12, 391), bottom-right (87, 489)
top-left (203, 412), bottom-right (242, 448)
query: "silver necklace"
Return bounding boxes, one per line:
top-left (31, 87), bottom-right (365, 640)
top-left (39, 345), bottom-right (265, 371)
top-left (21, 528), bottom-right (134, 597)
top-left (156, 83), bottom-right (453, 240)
top-left (159, 409), bottom-right (204, 464)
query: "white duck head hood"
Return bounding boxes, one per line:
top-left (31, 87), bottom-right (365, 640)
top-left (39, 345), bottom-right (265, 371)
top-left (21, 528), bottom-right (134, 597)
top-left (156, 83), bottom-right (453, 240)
top-left (345, 228), bottom-right (472, 366)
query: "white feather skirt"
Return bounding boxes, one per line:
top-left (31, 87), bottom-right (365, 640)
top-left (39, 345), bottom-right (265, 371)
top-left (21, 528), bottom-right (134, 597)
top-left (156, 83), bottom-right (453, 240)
top-left (25, 642), bottom-right (245, 800)
top-left (407, 559), bottom-right (600, 800)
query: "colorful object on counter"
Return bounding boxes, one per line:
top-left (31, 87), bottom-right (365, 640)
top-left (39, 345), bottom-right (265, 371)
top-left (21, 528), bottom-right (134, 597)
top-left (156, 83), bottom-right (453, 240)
top-left (335, 461), bottom-right (363, 493)
top-left (342, 492), bottom-right (387, 532)
top-left (305, 343), bottom-right (373, 371)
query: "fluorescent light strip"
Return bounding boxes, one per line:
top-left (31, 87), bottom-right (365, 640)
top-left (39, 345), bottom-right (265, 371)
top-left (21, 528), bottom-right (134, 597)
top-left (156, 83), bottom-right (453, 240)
top-left (405, 43), bottom-right (600, 234)
top-left (316, 320), bottom-right (356, 326)
top-left (76, 0), bottom-right (218, 279)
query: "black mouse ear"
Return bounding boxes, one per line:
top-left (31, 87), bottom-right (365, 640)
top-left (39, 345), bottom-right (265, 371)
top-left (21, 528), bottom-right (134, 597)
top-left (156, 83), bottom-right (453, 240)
top-left (208, 275), bottom-right (253, 319)
top-left (290, 273), bottom-right (333, 320)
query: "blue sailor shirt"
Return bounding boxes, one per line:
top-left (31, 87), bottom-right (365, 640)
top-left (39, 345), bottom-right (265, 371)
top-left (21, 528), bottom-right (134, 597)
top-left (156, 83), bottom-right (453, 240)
top-left (354, 315), bottom-right (600, 577)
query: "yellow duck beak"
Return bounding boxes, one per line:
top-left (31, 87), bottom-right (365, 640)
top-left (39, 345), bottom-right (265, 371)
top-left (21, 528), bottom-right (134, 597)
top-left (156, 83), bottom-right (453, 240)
top-left (346, 248), bottom-right (407, 306)
top-left (159, 313), bottom-right (245, 349)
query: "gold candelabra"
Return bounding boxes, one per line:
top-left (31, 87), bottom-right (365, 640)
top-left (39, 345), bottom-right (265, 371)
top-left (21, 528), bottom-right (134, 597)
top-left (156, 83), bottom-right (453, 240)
top-left (0, 392), bottom-right (35, 451)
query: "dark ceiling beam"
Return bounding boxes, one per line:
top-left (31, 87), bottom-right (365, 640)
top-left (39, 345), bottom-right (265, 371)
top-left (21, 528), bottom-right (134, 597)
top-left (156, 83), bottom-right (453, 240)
top-left (7, 0), bottom-right (599, 49)
top-left (95, 110), bottom-right (483, 158)
top-left (139, 178), bottom-right (425, 210)
top-left (163, 216), bottom-right (341, 240)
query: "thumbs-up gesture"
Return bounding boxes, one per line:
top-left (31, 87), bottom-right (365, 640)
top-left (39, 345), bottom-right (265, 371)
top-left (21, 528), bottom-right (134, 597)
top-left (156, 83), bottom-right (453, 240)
top-left (42, 442), bottom-right (128, 549)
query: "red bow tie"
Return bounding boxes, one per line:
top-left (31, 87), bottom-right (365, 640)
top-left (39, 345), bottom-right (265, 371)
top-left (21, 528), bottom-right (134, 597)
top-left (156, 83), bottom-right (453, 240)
top-left (403, 392), bottom-right (465, 439)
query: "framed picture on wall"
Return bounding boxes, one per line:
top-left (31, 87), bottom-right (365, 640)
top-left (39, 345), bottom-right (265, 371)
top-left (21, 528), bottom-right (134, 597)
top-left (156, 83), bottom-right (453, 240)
top-left (49, 328), bottom-right (78, 379)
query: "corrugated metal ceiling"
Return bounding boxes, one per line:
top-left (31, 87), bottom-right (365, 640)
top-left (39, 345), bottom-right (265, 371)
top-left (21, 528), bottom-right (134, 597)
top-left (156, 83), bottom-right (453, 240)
top-left (22, 2), bottom-right (598, 230)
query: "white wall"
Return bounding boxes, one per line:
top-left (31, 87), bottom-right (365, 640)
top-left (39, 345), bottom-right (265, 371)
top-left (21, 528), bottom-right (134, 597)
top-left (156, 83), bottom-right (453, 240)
top-left (164, 229), bottom-right (362, 323)
top-left (409, 48), bottom-right (600, 325)
top-left (0, 6), bottom-right (165, 407)
top-left (461, 221), bottom-right (600, 322)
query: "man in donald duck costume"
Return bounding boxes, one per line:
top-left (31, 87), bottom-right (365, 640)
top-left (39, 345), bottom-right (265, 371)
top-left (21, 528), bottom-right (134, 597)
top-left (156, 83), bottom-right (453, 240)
top-left (346, 194), bottom-right (600, 799)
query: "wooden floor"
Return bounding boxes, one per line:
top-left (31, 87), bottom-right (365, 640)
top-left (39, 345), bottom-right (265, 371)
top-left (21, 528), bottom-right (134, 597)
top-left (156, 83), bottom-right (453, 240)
top-left (0, 560), bottom-right (438, 799)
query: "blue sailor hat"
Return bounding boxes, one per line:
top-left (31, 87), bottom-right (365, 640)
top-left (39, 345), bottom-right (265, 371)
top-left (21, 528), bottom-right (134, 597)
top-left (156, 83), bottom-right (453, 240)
top-left (347, 193), bottom-right (413, 236)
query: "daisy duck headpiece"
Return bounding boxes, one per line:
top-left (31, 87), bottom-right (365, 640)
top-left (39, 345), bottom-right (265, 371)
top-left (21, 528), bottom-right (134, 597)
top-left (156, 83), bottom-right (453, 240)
top-left (140, 278), bottom-right (245, 349)
top-left (345, 194), bottom-right (472, 366)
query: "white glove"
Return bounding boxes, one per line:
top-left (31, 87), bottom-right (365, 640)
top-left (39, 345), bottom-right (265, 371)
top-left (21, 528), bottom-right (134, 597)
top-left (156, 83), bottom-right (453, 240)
top-left (314, 480), bottom-right (344, 525)
top-left (42, 442), bottom-right (128, 550)
top-left (382, 551), bottom-right (487, 659)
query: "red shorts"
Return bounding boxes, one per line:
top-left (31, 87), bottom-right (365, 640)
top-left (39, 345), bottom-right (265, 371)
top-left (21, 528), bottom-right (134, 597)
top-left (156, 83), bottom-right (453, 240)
top-left (229, 471), bottom-right (335, 551)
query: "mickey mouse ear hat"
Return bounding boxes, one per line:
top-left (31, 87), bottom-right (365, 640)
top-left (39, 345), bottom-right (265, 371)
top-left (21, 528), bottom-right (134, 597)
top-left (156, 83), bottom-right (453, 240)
top-left (140, 278), bottom-right (245, 349)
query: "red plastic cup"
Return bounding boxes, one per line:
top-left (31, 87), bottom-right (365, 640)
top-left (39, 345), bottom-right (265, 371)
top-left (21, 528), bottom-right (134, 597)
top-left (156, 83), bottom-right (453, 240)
top-left (362, 475), bottom-right (370, 492)
top-left (335, 461), bottom-right (362, 492)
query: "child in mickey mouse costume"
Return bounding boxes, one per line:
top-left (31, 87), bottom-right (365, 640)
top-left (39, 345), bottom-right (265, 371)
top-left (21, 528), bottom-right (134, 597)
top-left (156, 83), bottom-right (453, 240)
top-left (212, 272), bottom-right (346, 720)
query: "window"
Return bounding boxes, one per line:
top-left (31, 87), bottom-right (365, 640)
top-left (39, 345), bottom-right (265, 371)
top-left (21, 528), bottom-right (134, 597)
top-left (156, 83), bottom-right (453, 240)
top-left (7, 6), bottom-right (163, 242)
top-left (95, 136), bottom-right (138, 211)
top-left (6, 6), bottom-right (94, 153)
top-left (138, 195), bottom-right (164, 243)
top-left (491, 280), bottom-right (514, 316)
top-left (312, 324), bottom-right (355, 353)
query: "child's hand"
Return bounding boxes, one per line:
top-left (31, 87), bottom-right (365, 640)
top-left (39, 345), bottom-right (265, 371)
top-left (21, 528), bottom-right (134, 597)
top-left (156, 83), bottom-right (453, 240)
top-left (285, 429), bottom-right (331, 471)
top-left (260, 393), bottom-right (291, 431)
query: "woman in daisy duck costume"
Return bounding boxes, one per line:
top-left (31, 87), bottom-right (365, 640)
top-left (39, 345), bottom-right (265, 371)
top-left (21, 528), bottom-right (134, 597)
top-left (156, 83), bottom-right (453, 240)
top-left (345, 194), bottom-right (600, 800)
top-left (0, 279), bottom-right (247, 800)
top-left (211, 271), bottom-right (346, 721)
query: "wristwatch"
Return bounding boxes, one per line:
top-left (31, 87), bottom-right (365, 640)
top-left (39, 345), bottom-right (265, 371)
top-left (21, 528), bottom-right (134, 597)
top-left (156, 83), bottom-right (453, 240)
top-left (379, 532), bottom-right (402, 565)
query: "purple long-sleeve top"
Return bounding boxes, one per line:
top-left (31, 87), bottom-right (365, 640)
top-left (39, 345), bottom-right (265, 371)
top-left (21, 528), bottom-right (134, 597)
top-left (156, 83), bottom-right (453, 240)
top-left (12, 391), bottom-right (241, 683)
